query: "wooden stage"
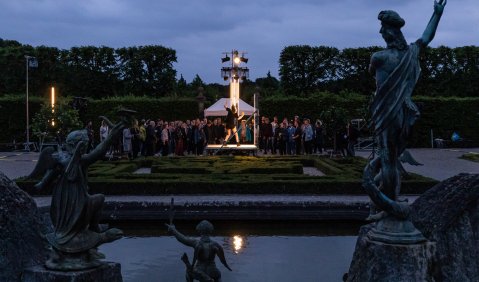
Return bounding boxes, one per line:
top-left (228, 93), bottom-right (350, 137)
top-left (204, 144), bottom-right (258, 155)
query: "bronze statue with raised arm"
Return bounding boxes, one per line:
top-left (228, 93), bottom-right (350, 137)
top-left (363, 0), bottom-right (446, 243)
top-left (28, 112), bottom-right (134, 270)
top-left (166, 220), bottom-right (232, 282)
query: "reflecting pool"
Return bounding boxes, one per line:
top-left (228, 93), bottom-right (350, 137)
top-left (99, 221), bottom-right (360, 282)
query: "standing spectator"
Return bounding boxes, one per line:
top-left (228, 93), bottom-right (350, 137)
top-left (187, 120), bottom-right (195, 154)
top-left (161, 123), bottom-right (169, 156)
top-left (85, 121), bottom-right (94, 153)
top-left (175, 122), bottom-right (185, 156)
top-left (239, 120), bottom-right (247, 144)
top-left (278, 123), bottom-right (288, 155)
top-left (122, 126), bottom-right (132, 159)
top-left (195, 122), bottom-right (206, 155)
top-left (139, 120), bottom-right (146, 156)
top-left (145, 120), bottom-right (157, 157)
top-left (131, 120), bottom-right (141, 159)
top-left (99, 120), bottom-right (109, 143)
top-left (293, 120), bottom-right (303, 155)
top-left (314, 120), bottom-right (324, 154)
top-left (287, 121), bottom-right (296, 155)
top-left (303, 119), bottom-right (314, 154)
top-left (346, 122), bottom-right (359, 157)
top-left (271, 116), bottom-right (279, 154)
top-left (262, 117), bottom-right (273, 154)
top-left (335, 127), bottom-right (348, 157)
top-left (169, 121), bottom-right (176, 155)
top-left (155, 120), bottom-right (163, 155)
top-left (205, 120), bottom-right (215, 145)
top-left (246, 122), bottom-right (253, 144)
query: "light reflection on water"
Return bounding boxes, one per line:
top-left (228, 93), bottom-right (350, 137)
top-left (99, 234), bottom-right (356, 282)
top-left (232, 235), bottom-right (244, 253)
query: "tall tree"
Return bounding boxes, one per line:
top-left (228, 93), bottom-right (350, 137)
top-left (279, 45), bottom-right (339, 96)
top-left (255, 71), bottom-right (280, 97)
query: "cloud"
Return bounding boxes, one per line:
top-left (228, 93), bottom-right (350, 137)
top-left (0, 0), bottom-right (477, 83)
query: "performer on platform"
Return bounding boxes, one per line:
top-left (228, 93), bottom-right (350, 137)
top-left (224, 103), bottom-right (244, 146)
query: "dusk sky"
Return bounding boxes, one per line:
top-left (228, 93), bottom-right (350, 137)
top-left (1, 0), bottom-right (477, 84)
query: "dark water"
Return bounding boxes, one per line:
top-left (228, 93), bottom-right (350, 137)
top-left (99, 221), bottom-right (360, 282)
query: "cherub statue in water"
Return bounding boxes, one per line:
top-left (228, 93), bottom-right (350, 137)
top-left (29, 113), bottom-right (132, 270)
top-left (166, 220), bottom-right (232, 282)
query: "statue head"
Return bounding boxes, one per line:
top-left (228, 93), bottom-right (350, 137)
top-left (65, 129), bottom-right (89, 154)
top-left (196, 220), bottom-right (214, 235)
top-left (378, 10), bottom-right (408, 50)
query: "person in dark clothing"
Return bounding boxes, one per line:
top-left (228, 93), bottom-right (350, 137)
top-left (85, 121), bottom-right (94, 153)
top-left (224, 103), bottom-right (244, 146)
top-left (145, 120), bottom-right (157, 157)
top-left (314, 120), bottom-right (324, 154)
top-left (262, 118), bottom-right (273, 154)
top-left (335, 128), bottom-right (348, 157)
top-left (205, 120), bottom-right (215, 145)
top-left (278, 123), bottom-right (288, 155)
top-left (346, 122), bottom-right (360, 157)
top-left (130, 120), bottom-right (141, 159)
top-left (293, 120), bottom-right (303, 155)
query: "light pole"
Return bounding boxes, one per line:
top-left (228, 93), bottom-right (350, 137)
top-left (24, 55), bottom-right (37, 151)
top-left (221, 50), bottom-right (249, 111)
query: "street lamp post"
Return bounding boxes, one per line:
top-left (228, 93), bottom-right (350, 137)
top-left (24, 55), bottom-right (37, 151)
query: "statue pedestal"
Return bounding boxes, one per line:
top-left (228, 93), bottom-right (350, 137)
top-left (346, 224), bottom-right (436, 282)
top-left (22, 262), bottom-right (122, 282)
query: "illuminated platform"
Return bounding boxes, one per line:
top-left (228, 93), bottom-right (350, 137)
top-left (205, 144), bottom-right (258, 155)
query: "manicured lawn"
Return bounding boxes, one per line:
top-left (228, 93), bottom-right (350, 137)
top-left (460, 153), bottom-right (479, 163)
top-left (18, 156), bottom-right (438, 195)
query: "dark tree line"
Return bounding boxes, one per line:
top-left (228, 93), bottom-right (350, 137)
top-left (279, 45), bottom-right (479, 97)
top-left (2, 38), bottom-right (477, 99)
top-left (0, 39), bottom-right (177, 98)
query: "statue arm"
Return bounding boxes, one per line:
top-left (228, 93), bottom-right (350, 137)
top-left (419, 0), bottom-right (446, 47)
top-left (166, 224), bottom-right (197, 247)
top-left (82, 119), bottom-right (126, 166)
top-left (215, 243), bottom-right (232, 271)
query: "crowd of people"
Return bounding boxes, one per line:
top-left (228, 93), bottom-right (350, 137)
top-left (88, 113), bottom-right (360, 159)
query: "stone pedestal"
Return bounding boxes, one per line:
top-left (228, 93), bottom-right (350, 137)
top-left (22, 262), bottom-right (123, 282)
top-left (346, 225), bottom-right (436, 282)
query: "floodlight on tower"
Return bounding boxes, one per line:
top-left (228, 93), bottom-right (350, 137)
top-left (221, 50), bottom-right (248, 114)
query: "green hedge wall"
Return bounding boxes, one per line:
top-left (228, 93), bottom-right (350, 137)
top-left (1, 94), bottom-right (478, 147)
top-left (258, 93), bottom-right (479, 147)
top-left (0, 95), bottom-right (200, 143)
top-left (0, 94), bottom-right (43, 143)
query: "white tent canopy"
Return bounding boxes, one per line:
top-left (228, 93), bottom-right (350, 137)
top-left (204, 98), bottom-right (256, 117)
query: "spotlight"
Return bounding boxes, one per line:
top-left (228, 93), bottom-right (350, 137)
top-left (222, 55), bottom-right (230, 63)
top-left (233, 56), bottom-right (241, 65)
top-left (240, 57), bottom-right (248, 63)
top-left (223, 76), bottom-right (229, 81)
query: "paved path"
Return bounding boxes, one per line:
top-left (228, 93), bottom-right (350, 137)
top-left (356, 148), bottom-right (479, 181)
top-left (0, 152), bottom-right (38, 179)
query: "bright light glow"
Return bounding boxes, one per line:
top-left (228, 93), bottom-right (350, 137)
top-left (233, 56), bottom-right (241, 65)
top-left (51, 87), bottom-right (55, 110)
top-left (51, 87), bottom-right (55, 126)
top-left (233, 235), bottom-right (243, 253)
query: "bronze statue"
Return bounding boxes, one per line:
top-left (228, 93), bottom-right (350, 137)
top-left (364, 0), bottom-right (446, 242)
top-left (166, 220), bottom-right (232, 282)
top-left (29, 114), bottom-right (130, 270)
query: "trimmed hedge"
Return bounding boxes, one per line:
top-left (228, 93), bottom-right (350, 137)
top-left (17, 156), bottom-right (437, 196)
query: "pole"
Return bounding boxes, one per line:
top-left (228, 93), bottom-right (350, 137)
top-left (253, 93), bottom-right (256, 147)
top-left (25, 57), bottom-right (30, 151)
